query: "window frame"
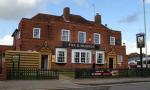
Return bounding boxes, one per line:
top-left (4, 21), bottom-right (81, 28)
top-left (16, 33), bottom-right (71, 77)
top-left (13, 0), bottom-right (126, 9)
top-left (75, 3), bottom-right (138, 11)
top-left (78, 31), bottom-right (86, 43)
top-left (33, 28), bottom-right (41, 39)
top-left (17, 31), bottom-right (21, 39)
top-left (72, 49), bottom-right (91, 64)
top-left (96, 51), bottom-right (105, 64)
top-left (56, 48), bottom-right (67, 63)
top-left (94, 33), bottom-right (100, 44)
top-left (61, 29), bottom-right (70, 41)
top-left (110, 36), bottom-right (115, 45)
top-left (117, 54), bottom-right (123, 64)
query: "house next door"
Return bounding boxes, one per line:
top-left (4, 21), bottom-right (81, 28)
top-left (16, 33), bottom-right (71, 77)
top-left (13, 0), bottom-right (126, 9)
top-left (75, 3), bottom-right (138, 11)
top-left (41, 55), bottom-right (48, 69)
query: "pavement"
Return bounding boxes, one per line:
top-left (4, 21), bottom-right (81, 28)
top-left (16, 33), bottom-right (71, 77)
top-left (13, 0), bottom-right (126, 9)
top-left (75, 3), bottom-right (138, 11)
top-left (1, 76), bottom-right (150, 90)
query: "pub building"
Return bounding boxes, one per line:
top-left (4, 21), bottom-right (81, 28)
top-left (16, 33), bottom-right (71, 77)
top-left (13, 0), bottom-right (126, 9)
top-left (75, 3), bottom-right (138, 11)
top-left (0, 7), bottom-right (127, 70)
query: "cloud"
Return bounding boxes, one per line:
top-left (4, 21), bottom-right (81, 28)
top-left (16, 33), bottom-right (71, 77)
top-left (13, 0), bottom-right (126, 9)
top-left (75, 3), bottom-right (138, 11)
top-left (48, 0), bottom-right (87, 6)
top-left (0, 35), bottom-right (13, 45)
top-left (145, 0), bottom-right (150, 3)
top-left (125, 40), bottom-right (150, 55)
top-left (119, 13), bottom-right (139, 23)
top-left (48, 0), bottom-right (65, 5)
top-left (0, 0), bottom-right (41, 20)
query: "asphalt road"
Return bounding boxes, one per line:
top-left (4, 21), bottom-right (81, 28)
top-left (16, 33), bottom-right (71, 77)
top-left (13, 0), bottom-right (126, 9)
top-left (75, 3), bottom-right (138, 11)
top-left (109, 82), bottom-right (150, 90)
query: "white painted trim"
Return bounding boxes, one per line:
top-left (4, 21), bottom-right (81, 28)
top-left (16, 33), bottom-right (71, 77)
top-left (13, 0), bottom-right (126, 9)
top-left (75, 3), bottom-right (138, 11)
top-left (56, 48), bottom-right (67, 63)
top-left (94, 33), bottom-right (101, 44)
top-left (72, 49), bottom-right (91, 64)
top-left (78, 31), bottom-right (86, 43)
top-left (110, 36), bottom-right (115, 45)
top-left (61, 29), bottom-right (70, 41)
top-left (33, 28), bottom-right (41, 38)
top-left (117, 54), bottom-right (123, 64)
top-left (96, 51), bottom-right (105, 64)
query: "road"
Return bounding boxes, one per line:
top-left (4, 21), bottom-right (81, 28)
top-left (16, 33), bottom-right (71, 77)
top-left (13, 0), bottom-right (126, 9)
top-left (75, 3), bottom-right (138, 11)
top-left (108, 82), bottom-right (150, 90)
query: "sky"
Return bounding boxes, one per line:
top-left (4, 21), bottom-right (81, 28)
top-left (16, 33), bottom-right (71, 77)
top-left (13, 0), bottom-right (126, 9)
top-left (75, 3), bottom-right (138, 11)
top-left (0, 0), bottom-right (150, 55)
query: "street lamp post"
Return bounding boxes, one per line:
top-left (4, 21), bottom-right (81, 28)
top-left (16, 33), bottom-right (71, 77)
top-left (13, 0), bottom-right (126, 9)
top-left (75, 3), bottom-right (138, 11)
top-left (143, 0), bottom-right (148, 68)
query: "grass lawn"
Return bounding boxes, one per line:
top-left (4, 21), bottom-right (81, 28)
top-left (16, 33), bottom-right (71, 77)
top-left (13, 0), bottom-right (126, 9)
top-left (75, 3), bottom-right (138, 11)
top-left (60, 71), bottom-right (75, 78)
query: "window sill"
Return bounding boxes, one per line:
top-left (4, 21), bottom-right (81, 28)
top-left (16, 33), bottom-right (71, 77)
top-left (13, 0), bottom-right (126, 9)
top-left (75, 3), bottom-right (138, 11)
top-left (96, 63), bottom-right (104, 65)
top-left (56, 62), bottom-right (67, 64)
top-left (72, 63), bottom-right (91, 64)
top-left (33, 38), bottom-right (40, 39)
top-left (94, 44), bottom-right (100, 45)
top-left (62, 41), bottom-right (70, 42)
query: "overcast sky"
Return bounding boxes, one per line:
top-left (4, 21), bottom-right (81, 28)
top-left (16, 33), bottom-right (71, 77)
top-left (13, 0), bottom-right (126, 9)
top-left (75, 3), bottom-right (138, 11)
top-left (0, 0), bottom-right (150, 55)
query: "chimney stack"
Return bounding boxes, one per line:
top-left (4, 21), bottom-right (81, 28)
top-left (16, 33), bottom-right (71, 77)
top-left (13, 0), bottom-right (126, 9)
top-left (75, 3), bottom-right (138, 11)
top-left (95, 13), bottom-right (101, 24)
top-left (63, 7), bottom-right (70, 22)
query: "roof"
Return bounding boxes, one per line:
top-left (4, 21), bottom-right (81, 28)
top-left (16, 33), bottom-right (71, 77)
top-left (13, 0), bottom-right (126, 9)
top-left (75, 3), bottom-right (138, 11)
top-left (12, 29), bottom-right (18, 37)
top-left (30, 13), bottom-right (108, 28)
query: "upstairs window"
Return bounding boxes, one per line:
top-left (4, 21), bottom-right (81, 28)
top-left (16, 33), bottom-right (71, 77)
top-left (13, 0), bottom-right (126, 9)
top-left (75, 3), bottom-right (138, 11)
top-left (17, 31), bottom-right (21, 39)
top-left (61, 29), bottom-right (70, 41)
top-left (110, 36), bottom-right (115, 45)
top-left (96, 51), bottom-right (105, 64)
top-left (33, 28), bottom-right (40, 38)
top-left (78, 31), bottom-right (86, 43)
top-left (94, 33), bottom-right (100, 44)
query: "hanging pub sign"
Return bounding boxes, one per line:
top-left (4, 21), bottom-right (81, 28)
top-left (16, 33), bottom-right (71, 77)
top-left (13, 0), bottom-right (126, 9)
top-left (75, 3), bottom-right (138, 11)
top-left (136, 33), bottom-right (145, 48)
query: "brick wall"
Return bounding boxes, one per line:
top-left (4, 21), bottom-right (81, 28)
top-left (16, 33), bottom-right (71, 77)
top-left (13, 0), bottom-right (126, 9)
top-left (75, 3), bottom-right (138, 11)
top-left (11, 8), bottom-right (127, 69)
top-left (0, 63), bottom-right (7, 80)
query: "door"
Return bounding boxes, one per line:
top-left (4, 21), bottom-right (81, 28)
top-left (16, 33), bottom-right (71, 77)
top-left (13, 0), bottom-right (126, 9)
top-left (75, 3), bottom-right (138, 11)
top-left (41, 55), bottom-right (48, 70)
top-left (109, 58), bottom-right (114, 69)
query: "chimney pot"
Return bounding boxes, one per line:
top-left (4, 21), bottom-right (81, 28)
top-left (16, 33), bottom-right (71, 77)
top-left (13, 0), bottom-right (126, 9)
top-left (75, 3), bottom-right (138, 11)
top-left (63, 7), bottom-right (70, 22)
top-left (95, 13), bottom-right (101, 24)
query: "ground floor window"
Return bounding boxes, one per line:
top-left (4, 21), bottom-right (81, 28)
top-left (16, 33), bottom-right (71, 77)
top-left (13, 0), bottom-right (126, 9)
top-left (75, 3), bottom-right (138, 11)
top-left (117, 54), bottom-right (123, 64)
top-left (56, 48), bottom-right (67, 63)
top-left (72, 49), bottom-right (91, 64)
top-left (96, 51), bottom-right (105, 64)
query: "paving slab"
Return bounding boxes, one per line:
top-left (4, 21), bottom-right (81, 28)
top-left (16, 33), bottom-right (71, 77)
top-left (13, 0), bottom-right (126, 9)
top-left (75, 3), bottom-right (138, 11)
top-left (1, 78), bottom-right (150, 90)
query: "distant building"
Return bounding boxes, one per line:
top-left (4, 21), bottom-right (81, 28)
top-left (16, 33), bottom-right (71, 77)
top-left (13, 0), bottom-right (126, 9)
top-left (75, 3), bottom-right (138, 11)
top-left (0, 7), bottom-right (127, 70)
top-left (128, 53), bottom-right (150, 68)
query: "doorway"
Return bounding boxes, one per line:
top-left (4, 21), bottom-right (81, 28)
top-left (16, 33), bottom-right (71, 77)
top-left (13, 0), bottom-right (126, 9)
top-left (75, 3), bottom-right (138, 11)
top-left (109, 58), bottom-right (114, 69)
top-left (41, 55), bottom-right (48, 70)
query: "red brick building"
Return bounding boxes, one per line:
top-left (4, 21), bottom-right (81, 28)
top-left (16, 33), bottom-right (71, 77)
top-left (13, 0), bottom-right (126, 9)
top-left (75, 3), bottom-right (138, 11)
top-left (1, 7), bottom-right (127, 70)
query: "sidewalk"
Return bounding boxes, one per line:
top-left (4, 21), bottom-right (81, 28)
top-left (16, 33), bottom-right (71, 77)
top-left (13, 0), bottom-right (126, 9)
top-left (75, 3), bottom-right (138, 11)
top-left (0, 77), bottom-right (150, 90)
top-left (73, 78), bottom-right (150, 85)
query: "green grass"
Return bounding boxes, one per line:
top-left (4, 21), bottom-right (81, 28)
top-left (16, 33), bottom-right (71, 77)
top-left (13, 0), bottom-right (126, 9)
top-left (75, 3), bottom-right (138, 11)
top-left (60, 71), bottom-right (75, 78)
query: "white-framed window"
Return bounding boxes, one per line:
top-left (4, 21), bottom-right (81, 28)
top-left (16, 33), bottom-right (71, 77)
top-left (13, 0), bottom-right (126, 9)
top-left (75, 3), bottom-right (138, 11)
top-left (72, 49), bottom-right (91, 64)
top-left (33, 28), bottom-right (40, 38)
top-left (78, 31), bottom-right (86, 43)
top-left (96, 51), bottom-right (105, 64)
top-left (17, 31), bottom-right (21, 39)
top-left (61, 29), bottom-right (70, 41)
top-left (56, 48), bottom-right (67, 63)
top-left (117, 54), bottom-right (123, 64)
top-left (94, 33), bottom-right (100, 44)
top-left (110, 36), bottom-right (115, 45)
